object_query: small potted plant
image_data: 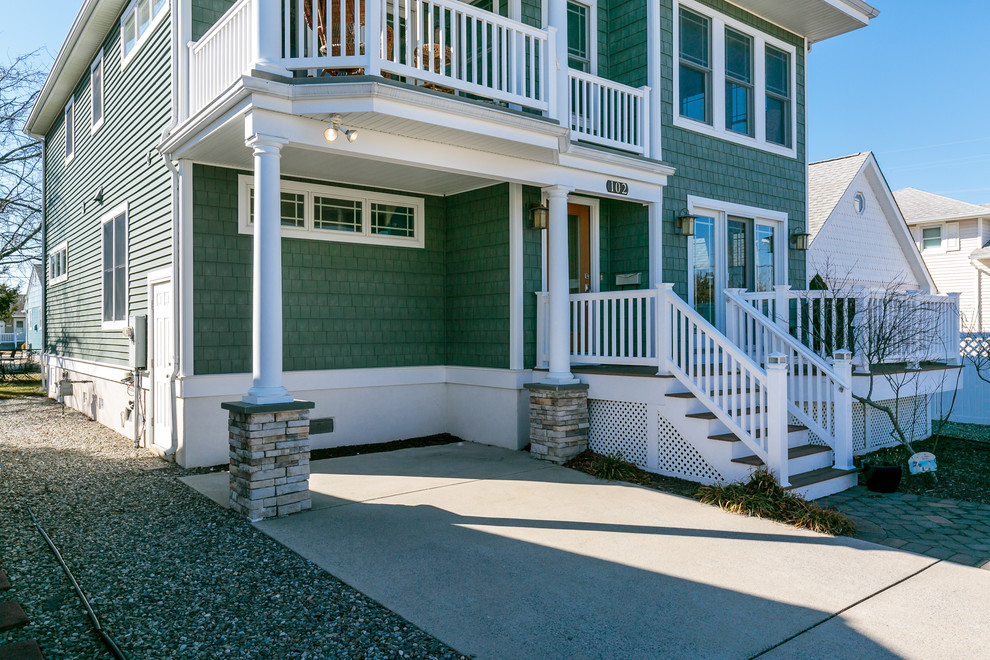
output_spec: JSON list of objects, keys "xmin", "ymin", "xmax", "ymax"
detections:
[{"xmin": 859, "ymin": 447, "xmax": 905, "ymax": 493}]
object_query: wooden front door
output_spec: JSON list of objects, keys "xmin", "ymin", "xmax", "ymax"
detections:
[{"xmin": 568, "ymin": 203, "xmax": 592, "ymax": 293}]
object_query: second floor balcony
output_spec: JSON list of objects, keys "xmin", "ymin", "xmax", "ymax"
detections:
[{"xmin": 186, "ymin": 0, "xmax": 654, "ymax": 157}]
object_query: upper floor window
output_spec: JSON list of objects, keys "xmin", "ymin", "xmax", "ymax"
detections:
[
  {"xmin": 765, "ymin": 45, "xmax": 791, "ymax": 147},
  {"xmin": 91, "ymin": 51, "xmax": 105, "ymax": 132},
  {"xmin": 101, "ymin": 205, "xmax": 128, "ymax": 327},
  {"xmin": 63, "ymin": 98, "xmax": 75, "ymax": 163},
  {"xmin": 678, "ymin": 8, "xmax": 710, "ymax": 123},
  {"xmin": 921, "ymin": 226, "xmax": 941, "ymax": 250},
  {"xmin": 49, "ymin": 242, "xmax": 68, "ymax": 285},
  {"xmin": 567, "ymin": 1, "xmax": 592, "ymax": 73},
  {"xmin": 724, "ymin": 27, "xmax": 753, "ymax": 136},
  {"xmin": 121, "ymin": 0, "xmax": 168, "ymax": 66},
  {"xmin": 239, "ymin": 176, "xmax": 425, "ymax": 248},
  {"xmin": 674, "ymin": 0, "xmax": 797, "ymax": 157}
]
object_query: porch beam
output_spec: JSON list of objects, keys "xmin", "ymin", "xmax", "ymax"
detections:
[
  {"xmin": 244, "ymin": 133, "xmax": 293, "ymax": 405},
  {"xmin": 544, "ymin": 185, "xmax": 577, "ymax": 384}
]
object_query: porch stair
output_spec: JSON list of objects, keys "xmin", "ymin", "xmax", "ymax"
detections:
[{"xmin": 662, "ymin": 384, "xmax": 858, "ymax": 500}]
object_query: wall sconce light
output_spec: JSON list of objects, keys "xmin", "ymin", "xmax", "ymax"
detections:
[
  {"xmin": 324, "ymin": 114, "xmax": 357, "ymax": 144},
  {"xmin": 790, "ymin": 232, "xmax": 811, "ymax": 251},
  {"xmin": 675, "ymin": 209, "xmax": 697, "ymax": 236},
  {"xmin": 530, "ymin": 204, "xmax": 549, "ymax": 230}
]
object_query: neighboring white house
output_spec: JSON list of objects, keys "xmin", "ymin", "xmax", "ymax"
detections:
[
  {"xmin": 808, "ymin": 152, "xmax": 933, "ymax": 291},
  {"xmin": 25, "ymin": 264, "xmax": 44, "ymax": 350},
  {"xmin": 893, "ymin": 187, "xmax": 990, "ymax": 331},
  {"xmin": 0, "ymin": 295, "xmax": 27, "ymax": 348}
]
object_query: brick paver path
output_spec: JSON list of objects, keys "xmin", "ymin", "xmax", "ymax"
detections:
[{"xmin": 821, "ymin": 486, "xmax": 990, "ymax": 570}]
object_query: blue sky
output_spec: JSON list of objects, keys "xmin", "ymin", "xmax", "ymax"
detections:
[{"xmin": 3, "ymin": 0, "xmax": 990, "ymax": 203}]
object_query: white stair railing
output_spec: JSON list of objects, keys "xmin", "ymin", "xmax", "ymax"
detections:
[{"xmin": 726, "ymin": 289, "xmax": 854, "ymax": 470}]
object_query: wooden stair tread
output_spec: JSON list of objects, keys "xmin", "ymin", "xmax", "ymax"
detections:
[
  {"xmin": 686, "ymin": 407, "xmax": 763, "ymax": 420},
  {"xmin": 785, "ymin": 466, "xmax": 859, "ymax": 490},
  {"xmin": 708, "ymin": 424, "xmax": 807, "ymax": 442},
  {"xmin": 665, "ymin": 388, "xmax": 754, "ymax": 400},
  {"xmin": 731, "ymin": 444, "xmax": 831, "ymax": 466}
]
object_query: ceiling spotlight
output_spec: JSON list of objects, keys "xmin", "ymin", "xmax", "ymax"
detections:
[{"xmin": 324, "ymin": 114, "xmax": 357, "ymax": 145}]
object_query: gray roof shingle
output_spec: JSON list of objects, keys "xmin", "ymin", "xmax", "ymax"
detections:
[
  {"xmin": 892, "ymin": 187, "xmax": 990, "ymax": 223},
  {"xmin": 807, "ymin": 152, "xmax": 871, "ymax": 238}
]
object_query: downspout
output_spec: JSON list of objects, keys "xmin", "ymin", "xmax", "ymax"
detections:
[{"xmin": 40, "ymin": 142, "xmax": 48, "ymax": 393}]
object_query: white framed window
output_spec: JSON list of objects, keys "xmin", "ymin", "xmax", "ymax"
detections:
[
  {"xmin": 101, "ymin": 204, "xmax": 129, "ymax": 328},
  {"xmin": 567, "ymin": 0, "xmax": 595, "ymax": 74},
  {"xmin": 120, "ymin": 0, "xmax": 169, "ymax": 68},
  {"xmin": 90, "ymin": 50, "xmax": 105, "ymax": 133},
  {"xmin": 853, "ymin": 192, "xmax": 866, "ymax": 215},
  {"xmin": 673, "ymin": 0, "xmax": 798, "ymax": 158},
  {"xmin": 921, "ymin": 226, "xmax": 942, "ymax": 251},
  {"xmin": 237, "ymin": 176, "xmax": 425, "ymax": 248},
  {"xmin": 63, "ymin": 98, "xmax": 75, "ymax": 164},
  {"xmin": 48, "ymin": 242, "xmax": 68, "ymax": 285}
]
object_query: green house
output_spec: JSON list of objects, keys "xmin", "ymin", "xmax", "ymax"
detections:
[{"xmin": 34, "ymin": 0, "xmax": 953, "ymax": 504}]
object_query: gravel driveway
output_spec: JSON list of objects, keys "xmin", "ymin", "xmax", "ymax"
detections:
[{"xmin": 0, "ymin": 396, "xmax": 465, "ymax": 659}]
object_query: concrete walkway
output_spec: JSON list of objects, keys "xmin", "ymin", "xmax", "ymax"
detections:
[
  {"xmin": 182, "ymin": 443, "xmax": 990, "ymax": 659},
  {"xmin": 821, "ymin": 486, "xmax": 990, "ymax": 570}
]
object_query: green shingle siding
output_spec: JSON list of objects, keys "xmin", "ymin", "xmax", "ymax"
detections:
[
  {"xmin": 600, "ymin": 199, "xmax": 649, "ymax": 292},
  {"xmin": 191, "ymin": 0, "xmax": 239, "ymax": 41},
  {"xmin": 44, "ymin": 9, "xmax": 173, "ymax": 367},
  {"xmin": 445, "ymin": 184, "xmax": 511, "ymax": 369},
  {"xmin": 522, "ymin": 186, "xmax": 543, "ymax": 369}
]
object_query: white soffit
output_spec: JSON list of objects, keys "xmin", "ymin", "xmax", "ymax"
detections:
[{"xmin": 729, "ymin": 0, "xmax": 877, "ymax": 43}]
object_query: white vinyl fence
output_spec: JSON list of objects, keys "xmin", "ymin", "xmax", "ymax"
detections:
[{"xmin": 940, "ymin": 333, "xmax": 990, "ymax": 425}]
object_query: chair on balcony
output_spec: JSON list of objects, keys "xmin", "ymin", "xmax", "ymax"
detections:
[{"xmin": 303, "ymin": 0, "xmax": 393, "ymax": 76}]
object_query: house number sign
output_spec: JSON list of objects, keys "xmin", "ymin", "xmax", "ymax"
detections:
[{"xmin": 606, "ymin": 180, "xmax": 629, "ymax": 195}]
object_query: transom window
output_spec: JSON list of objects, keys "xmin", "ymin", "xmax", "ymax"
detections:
[
  {"xmin": 675, "ymin": 0, "xmax": 797, "ymax": 156},
  {"xmin": 239, "ymin": 176, "xmax": 425, "ymax": 248},
  {"xmin": 49, "ymin": 242, "xmax": 68, "ymax": 285},
  {"xmin": 121, "ymin": 0, "xmax": 168, "ymax": 66},
  {"xmin": 101, "ymin": 205, "xmax": 128, "ymax": 327}
]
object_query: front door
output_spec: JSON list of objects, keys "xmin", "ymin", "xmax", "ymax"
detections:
[
  {"xmin": 151, "ymin": 280, "xmax": 173, "ymax": 451},
  {"xmin": 568, "ymin": 203, "xmax": 592, "ymax": 293}
]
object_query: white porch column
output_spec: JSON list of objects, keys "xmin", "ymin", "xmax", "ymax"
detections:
[
  {"xmin": 547, "ymin": 0, "xmax": 569, "ymax": 123},
  {"xmin": 244, "ymin": 134, "xmax": 292, "ymax": 405},
  {"xmin": 545, "ymin": 185, "xmax": 577, "ymax": 384},
  {"xmin": 253, "ymin": 0, "xmax": 289, "ymax": 76}
]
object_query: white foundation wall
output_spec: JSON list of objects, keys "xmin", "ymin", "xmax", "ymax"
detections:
[
  {"xmin": 43, "ymin": 357, "xmax": 146, "ymax": 445},
  {"xmin": 173, "ymin": 366, "xmax": 535, "ymax": 468}
]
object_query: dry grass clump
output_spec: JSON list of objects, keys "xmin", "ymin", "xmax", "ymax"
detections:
[{"xmin": 696, "ymin": 469, "xmax": 856, "ymax": 536}]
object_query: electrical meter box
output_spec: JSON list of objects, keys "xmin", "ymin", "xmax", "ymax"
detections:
[{"xmin": 128, "ymin": 315, "xmax": 147, "ymax": 369}]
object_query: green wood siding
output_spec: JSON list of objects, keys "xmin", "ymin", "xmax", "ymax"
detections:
[
  {"xmin": 44, "ymin": 10, "xmax": 173, "ymax": 366},
  {"xmin": 445, "ymin": 184, "xmax": 511, "ymax": 369},
  {"xmin": 192, "ymin": 165, "xmax": 448, "ymax": 374},
  {"xmin": 191, "ymin": 0, "xmax": 239, "ymax": 41}
]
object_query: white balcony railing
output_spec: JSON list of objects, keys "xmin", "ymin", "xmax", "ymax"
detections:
[
  {"xmin": 186, "ymin": 0, "xmax": 651, "ymax": 155},
  {"xmin": 739, "ymin": 287, "xmax": 961, "ymax": 365}
]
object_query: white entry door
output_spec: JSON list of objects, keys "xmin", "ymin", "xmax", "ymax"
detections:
[{"xmin": 151, "ymin": 280, "xmax": 173, "ymax": 450}]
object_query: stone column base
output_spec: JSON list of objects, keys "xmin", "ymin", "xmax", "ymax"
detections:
[
  {"xmin": 524, "ymin": 382, "xmax": 589, "ymax": 464},
  {"xmin": 221, "ymin": 399, "xmax": 316, "ymax": 521}
]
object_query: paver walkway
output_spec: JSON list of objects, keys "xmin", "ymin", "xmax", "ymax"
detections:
[{"xmin": 821, "ymin": 486, "xmax": 990, "ymax": 570}]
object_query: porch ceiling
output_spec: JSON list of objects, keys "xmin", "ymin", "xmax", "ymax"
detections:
[
  {"xmin": 732, "ymin": 0, "xmax": 877, "ymax": 43},
  {"xmin": 177, "ymin": 118, "xmax": 497, "ymax": 196}
]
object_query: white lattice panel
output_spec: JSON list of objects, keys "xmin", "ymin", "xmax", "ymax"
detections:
[
  {"xmin": 852, "ymin": 402, "xmax": 866, "ymax": 452},
  {"xmin": 864, "ymin": 395, "xmax": 929, "ymax": 451},
  {"xmin": 657, "ymin": 413, "xmax": 723, "ymax": 483},
  {"xmin": 588, "ymin": 399, "xmax": 648, "ymax": 468}
]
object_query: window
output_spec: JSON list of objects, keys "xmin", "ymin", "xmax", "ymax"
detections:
[
  {"xmin": 922, "ymin": 226, "xmax": 942, "ymax": 251},
  {"xmin": 724, "ymin": 27, "xmax": 753, "ymax": 136},
  {"xmin": 853, "ymin": 192, "xmax": 866, "ymax": 215},
  {"xmin": 101, "ymin": 206, "xmax": 128, "ymax": 326},
  {"xmin": 765, "ymin": 45, "xmax": 791, "ymax": 147},
  {"xmin": 48, "ymin": 242, "xmax": 68, "ymax": 285},
  {"xmin": 675, "ymin": 0, "xmax": 797, "ymax": 156},
  {"xmin": 91, "ymin": 51, "xmax": 105, "ymax": 132},
  {"xmin": 64, "ymin": 98, "xmax": 74, "ymax": 163},
  {"xmin": 121, "ymin": 0, "xmax": 169, "ymax": 66},
  {"xmin": 239, "ymin": 176, "xmax": 425, "ymax": 248},
  {"xmin": 679, "ymin": 8, "xmax": 711, "ymax": 124},
  {"xmin": 567, "ymin": 1, "xmax": 591, "ymax": 72}
]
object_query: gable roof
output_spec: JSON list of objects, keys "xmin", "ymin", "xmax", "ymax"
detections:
[
  {"xmin": 892, "ymin": 188, "xmax": 990, "ymax": 224},
  {"xmin": 807, "ymin": 152, "xmax": 871, "ymax": 238}
]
